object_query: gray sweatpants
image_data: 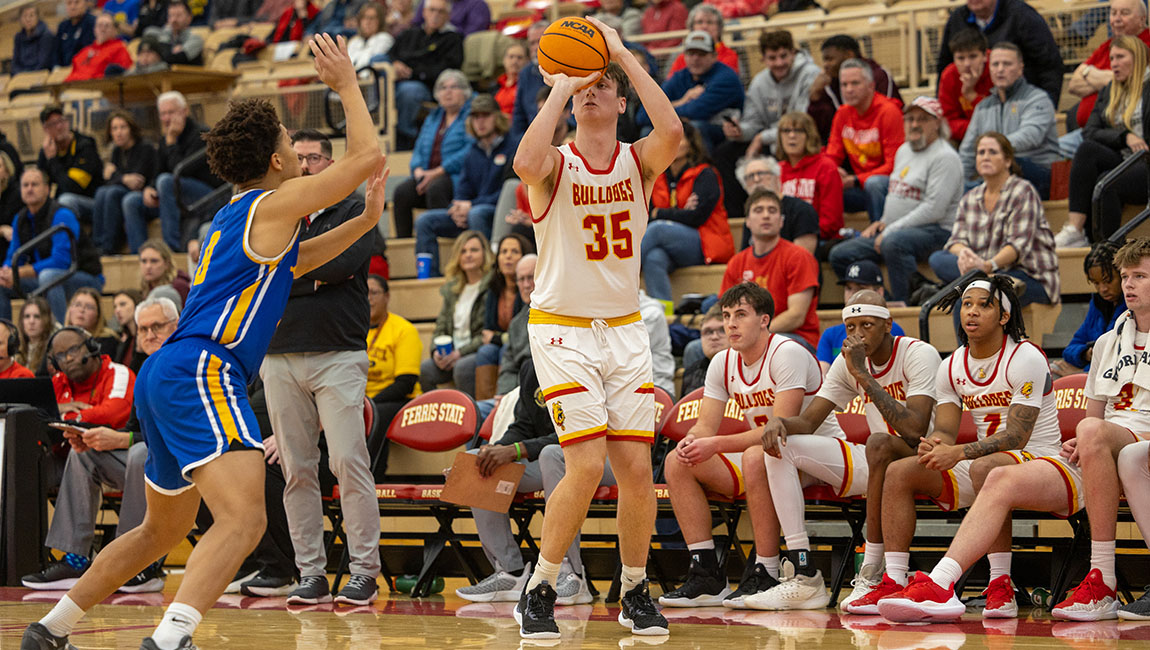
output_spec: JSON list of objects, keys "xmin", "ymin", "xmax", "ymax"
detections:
[
  {"xmin": 469, "ymin": 444, "xmax": 616, "ymax": 576},
  {"xmin": 45, "ymin": 442, "xmax": 148, "ymax": 556},
  {"xmin": 261, "ymin": 350, "xmax": 381, "ymax": 578}
]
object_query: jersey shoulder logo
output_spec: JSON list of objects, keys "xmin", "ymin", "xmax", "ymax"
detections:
[{"xmin": 1020, "ymin": 381, "xmax": 1033, "ymax": 398}]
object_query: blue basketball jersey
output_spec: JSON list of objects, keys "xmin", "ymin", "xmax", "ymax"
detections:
[{"xmin": 167, "ymin": 189, "xmax": 300, "ymax": 381}]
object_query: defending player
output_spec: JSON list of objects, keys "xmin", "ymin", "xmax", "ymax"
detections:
[
  {"xmin": 659, "ymin": 281, "xmax": 849, "ymax": 611},
  {"xmin": 1053, "ymin": 237, "xmax": 1150, "ymax": 621},
  {"xmin": 759, "ymin": 290, "xmax": 940, "ymax": 613},
  {"xmin": 22, "ymin": 35, "xmax": 384, "ymax": 650},
  {"xmin": 510, "ymin": 16, "xmax": 682, "ymax": 640},
  {"xmin": 874, "ymin": 274, "xmax": 1062, "ymax": 622}
]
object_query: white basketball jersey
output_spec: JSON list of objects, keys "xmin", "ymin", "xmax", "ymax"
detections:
[
  {"xmin": 705, "ymin": 334, "xmax": 844, "ymax": 439},
  {"xmin": 529, "ymin": 142, "xmax": 648, "ymax": 319},
  {"xmin": 1084, "ymin": 327, "xmax": 1150, "ymax": 433},
  {"xmin": 819, "ymin": 336, "xmax": 942, "ymax": 437},
  {"xmin": 935, "ymin": 336, "xmax": 1061, "ymax": 455}
]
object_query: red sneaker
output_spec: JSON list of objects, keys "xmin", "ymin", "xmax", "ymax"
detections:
[
  {"xmin": 1052, "ymin": 568, "xmax": 1118, "ymax": 621},
  {"xmin": 981, "ymin": 575, "xmax": 1018, "ymax": 618},
  {"xmin": 877, "ymin": 572, "xmax": 965, "ymax": 623},
  {"xmin": 844, "ymin": 573, "xmax": 905, "ymax": 615}
]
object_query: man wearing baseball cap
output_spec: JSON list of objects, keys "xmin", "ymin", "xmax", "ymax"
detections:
[
  {"xmin": 637, "ymin": 30, "xmax": 744, "ymax": 151},
  {"xmin": 815, "ymin": 260, "xmax": 905, "ymax": 374},
  {"xmin": 829, "ymin": 96, "xmax": 963, "ymax": 307}
]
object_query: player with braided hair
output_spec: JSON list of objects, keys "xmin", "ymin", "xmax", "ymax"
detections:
[
  {"xmin": 1052, "ymin": 240, "xmax": 1125, "ymax": 377},
  {"xmin": 868, "ymin": 273, "xmax": 1061, "ymax": 621}
]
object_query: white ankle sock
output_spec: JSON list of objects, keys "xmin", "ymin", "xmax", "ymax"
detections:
[
  {"xmin": 151, "ymin": 602, "xmax": 202, "ymax": 650},
  {"xmin": 987, "ymin": 552, "xmax": 1012, "ymax": 581},
  {"xmin": 687, "ymin": 540, "xmax": 715, "ymax": 552},
  {"xmin": 756, "ymin": 554, "xmax": 780, "ymax": 579},
  {"xmin": 783, "ymin": 532, "xmax": 810, "ymax": 553},
  {"xmin": 885, "ymin": 551, "xmax": 910, "ymax": 585},
  {"xmin": 928, "ymin": 557, "xmax": 963, "ymax": 590},
  {"xmin": 526, "ymin": 556, "xmax": 562, "ymax": 592},
  {"xmin": 39, "ymin": 595, "xmax": 85, "ymax": 638},
  {"xmin": 620, "ymin": 565, "xmax": 647, "ymax": 594},
  {"xmin": 1091, "ymin": 540, "xmax": 1117, "ymax": 589},
  {"xmin": 863, "ymin": 542, "xmax": 884, "ymax": 569}
]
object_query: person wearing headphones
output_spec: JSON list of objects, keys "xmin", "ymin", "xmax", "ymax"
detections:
[
  {"xmin": 48, "ymin": 326, "xmax": 135, "ymax": 428},
  {"xmin": 0, "ymin": 318, "xmax": 34, "ymax": 378}
]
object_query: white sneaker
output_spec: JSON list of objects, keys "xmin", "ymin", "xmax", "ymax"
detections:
[
  {"xmin": 744, "ymin": 570, "xmax": 831, "ymax": 611},
  {"xmin": 224, "ymin": 570, "xmax": 258, "ymax": 595},
  {"xmin": 1054, "ymin": 225, "xmax": 1089, "ymax": 248},
  {"xmin": 457, "ymin": 562, "xmax": 531, "ymax": 603},
  {"xmin": 839, "ymin": 562, "xmax": 883, "ymax": 612},
  {"xmin": 554, "ymin": 572, "xmax": 593, "ymax": 605}
]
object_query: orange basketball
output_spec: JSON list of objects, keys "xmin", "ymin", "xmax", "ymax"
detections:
[{"xmin": 538, "ymin": 17, "xmax": 609, "ymax": 80}]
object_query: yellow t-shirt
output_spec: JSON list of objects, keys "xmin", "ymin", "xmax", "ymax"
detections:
[{"xmin": 365, "ymin": 313, "xmax": 423, "ymax": 400}]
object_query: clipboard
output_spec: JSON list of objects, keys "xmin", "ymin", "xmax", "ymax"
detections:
[{"xmin": 440, "ymin": 452, "xmax": 526, "ymax": 514}]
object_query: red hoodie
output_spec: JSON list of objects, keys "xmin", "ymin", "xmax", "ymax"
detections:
[
  {"xmin": 779, "ymin": 153, "xmax": 844, "ymax": 240},
  {"xmin": 52, "ymin": 355, "xmax": 135, "ymax": 429},
  {"xmin": 938, "ymin": 58, "xmax": 992, "ymax": 142},
  {"xmin": 825, "ymin": 93, "xmax": 904, "ymax": 184}
]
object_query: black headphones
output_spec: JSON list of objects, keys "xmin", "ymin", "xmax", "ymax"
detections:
[
  {"xmin": 0, "ymin": 318, "xmax": 19, "ymax": 358},
  {"xmin": 45, "ymin": 326, "xmax": 101, "ymax": 372}
]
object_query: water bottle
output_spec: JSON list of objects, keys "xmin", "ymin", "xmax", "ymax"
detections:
[
  {"xmin": 1031, "ymin": 587, "xmax": 1052, "ymax": 607},
  {"xmin": 839, "ymin": 228, "xmax": 860, "ymax": 239}
]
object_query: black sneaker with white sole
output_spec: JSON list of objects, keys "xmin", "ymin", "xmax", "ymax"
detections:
[
  {"xmin": 240, "ymin": 571, "xmax": 298, "ymax": 598},
  {"xmin": 334, "ymin": 574, "xmax": 379, "ymax": 605},
  {"xmin": 287, "ymin": 575, "xmax": 332, "ymax": 604},
  {"xmin": 657, "ymin": 558, "xmax": 730, "ymax": 607},
  {"xmin": 139, "ymin": 635, "xmax": 196, "ymax": 649},
  {"xmin": 723, "ymin": 562, "xmax": 780, "ymax": 608},
  {"xmin": 514, "ymin": 581, "xmax": 560, "ymax": 639},
  {"xmin": 619, "ymin": 581, "xmax": 669, "ymax": 636},
  {"xmin": 1119, "ymin": 588, "xmax": 1150, "ymax": 620},
  {"xmin": 22, "ymin": 562, "xmax": 86, "ymax": 591},
  {"xmin": 119, "ymin": 562, "xmax": 166, "ymax": 594},
  {"xmin": 20, "ymin": 623, "xmax": 77, "ymax": 650}
]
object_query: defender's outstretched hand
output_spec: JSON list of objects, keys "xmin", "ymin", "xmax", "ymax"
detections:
[
  {"xmin": 362, "ymin": 161, "xmax": 391, "ymax": 226},
  {"xmin": 310, "ymin": 33, "xmax": 357, "ymax": 92}
]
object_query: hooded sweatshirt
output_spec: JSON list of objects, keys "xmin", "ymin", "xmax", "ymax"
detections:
[{"xmin": 741, "ymin": 50, "xmax": 822, "ymax": 149}]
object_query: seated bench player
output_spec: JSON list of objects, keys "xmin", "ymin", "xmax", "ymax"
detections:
[
  {"xmin": 659, "ymin": 281, "xmax": 846, "ymax": 610},
  {"xmin": 762, "ymin": 289, "xmax": 940, "ymax": 612}
]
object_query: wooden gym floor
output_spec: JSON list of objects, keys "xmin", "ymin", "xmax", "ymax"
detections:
[{"xmin": 3, "ymin": 573, "xmax": 1150, "ymax": 649}]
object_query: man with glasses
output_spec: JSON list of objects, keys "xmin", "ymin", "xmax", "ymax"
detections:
[
  {"xmin": 259, "ymin": 128, "xmax": 382, "ymax": 606},
  {"xmin": 390, "ymin": 0, "xmax": 464, "ymax": 149},
  {"xmin": 23, "ymin": 298, "xmax": 171, "ymax": 593},
  {"xmin": 828, "ymin": 97, "xmax": 963, "ymax": 307},
  {"xmin": 37, "ymin": 105, "xmax": 103, "ymax": 223}
]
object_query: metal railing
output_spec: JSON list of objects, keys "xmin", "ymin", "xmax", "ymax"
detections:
[
  {"xmin": 10, "ymin": 224, "xmax": 77, "ymax": 299},
  {"xmin": 1096, "ymin": 150, "xmax": 1150, "ymax": 243}
]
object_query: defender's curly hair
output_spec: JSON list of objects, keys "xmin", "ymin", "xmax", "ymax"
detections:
[
  {"xmin": 203, "ymin": 99, "xmax": 283, "ymax": 185},
  {"xmin": 935, "ymin": 272, "xmax": 1027, "ymax": 346}
]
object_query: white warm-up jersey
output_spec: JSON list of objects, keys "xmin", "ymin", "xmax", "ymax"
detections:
[
  {"xmin": 529, "ymin": 142, "xmax": 648, "ymax": 319},
  {"xmin": 704, "ymin": 334, "xmax": 844, "ymax": 438},
  {"xmin": 1084, "ymin": 327, "xmax": 1150, "ymax": 433},
  {"xmin": 819, "ymin": 336, "xmax": 942, "ymax": 437},
  {"xmin": 935, "ymin": 336, "xmax": 1061, "ymax": 456}
]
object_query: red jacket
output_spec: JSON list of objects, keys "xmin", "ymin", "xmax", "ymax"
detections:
[
  {"xmin": 826, "ymin": 93, "xmax": 904, "ymax": 184},
  {"xmin": 938, "ymin": 58, "xmax": 992, "ymax": 142},
  {"xmin": 495, "ymin": 72, "xmax": 516, "ymax": 116},
  {"xmin": 66, "ymin": 38, "xmax": 133, "ymax": 82},
  {"xmin": 0, "ymin": 362, "xmax": 34, "ymax": 378},
  {"xmin": 1076, "ymin": 29, "xmax": 1150, "ymax": 127},
  {"xmin": 273, "ymin": 2, "xmax": 319, "ymax": 43},
  {"xmin": 52, "ymin": 355, "xmax": 135, "ymax": 428},
  {"xmin": 641, "ymin": 0, "xmax": 688, "ymax": 50},
  {"xmin": 651, "ymin": 163, "xmax": 734, "ymax": 264},
  {"xmin": 779, "ymin": 153, "xmax": 844, "ymax": 240}
]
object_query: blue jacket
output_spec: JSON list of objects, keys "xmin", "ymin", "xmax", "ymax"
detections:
[
  {"xmin": 13, "ymin": 22, "xmax": 55, "ymax": 73},
  {"xmin": 54, "ymin": 13, "xmax": 96, "ymax": 69},
  {"xmin": 456, "ymin": 134, "xmax": 519, "ymax": 206},
  {"xmin": 1063, "ymin": 294, "xmax": 1125, "ymax": 370},
  {"xmin": 5, "ymin": 203, "xmax": 82, "ymax": 274},
  {"xmin": 411, "ymin": 98, "xmax": 474, "ymax": 189},
  {"xmin": 511, "ymin": 64, "xmax": 545, "ymax": 138},
  {"xmin": 638, "ymin": 62, "xmax": 744, "ymax": 127}
]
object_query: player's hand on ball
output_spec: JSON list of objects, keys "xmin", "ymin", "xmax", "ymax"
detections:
[
  {"xmin": 540, "ymin": 66, "xmax": 601, "ymax": 96},
  {"xmin": 583, "ymin": 15, "xmax": 627, "ymax": 60},
  {"xmin": 310, "ymin": 33, "xmax": 356, "ymax": 92}
]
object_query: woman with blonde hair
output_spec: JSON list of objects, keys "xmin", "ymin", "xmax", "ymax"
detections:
[
  {"xmin": 1060, "ymin": 35, "xmax": 1150, "ymax": 244},
  {"xmin": 138, "ymin": 238, "xmax": 191, "ymax": 307},
  {"xmin": 777, "ymin": 111, "xmax": 844, "ymax": 241},
  {"xmin": 16, "ymin": 296, "xmax": 58, "ymax": 376},
  {"xmin": 420, "ymin": 230, "xmax": 492, "ymax": 397},
  {"xmin": 64, "ymin": 287, "xmax": 120, "ymax": 358}
]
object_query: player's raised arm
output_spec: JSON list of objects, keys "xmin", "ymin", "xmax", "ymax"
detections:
[
  {"xmin": 294, "ymin": 162, "xmax": 388, "ymax": 277},
  {"xmin": 259, "ymin": 34, "xmax": 383, "ymax": 221},
  {"xmin": 512, "ymin": 69, "xmax": 595, "ymax": 188},
  {"xmin": 584, "ymin": 16, "xmax": 681, "ymax": 180}
]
